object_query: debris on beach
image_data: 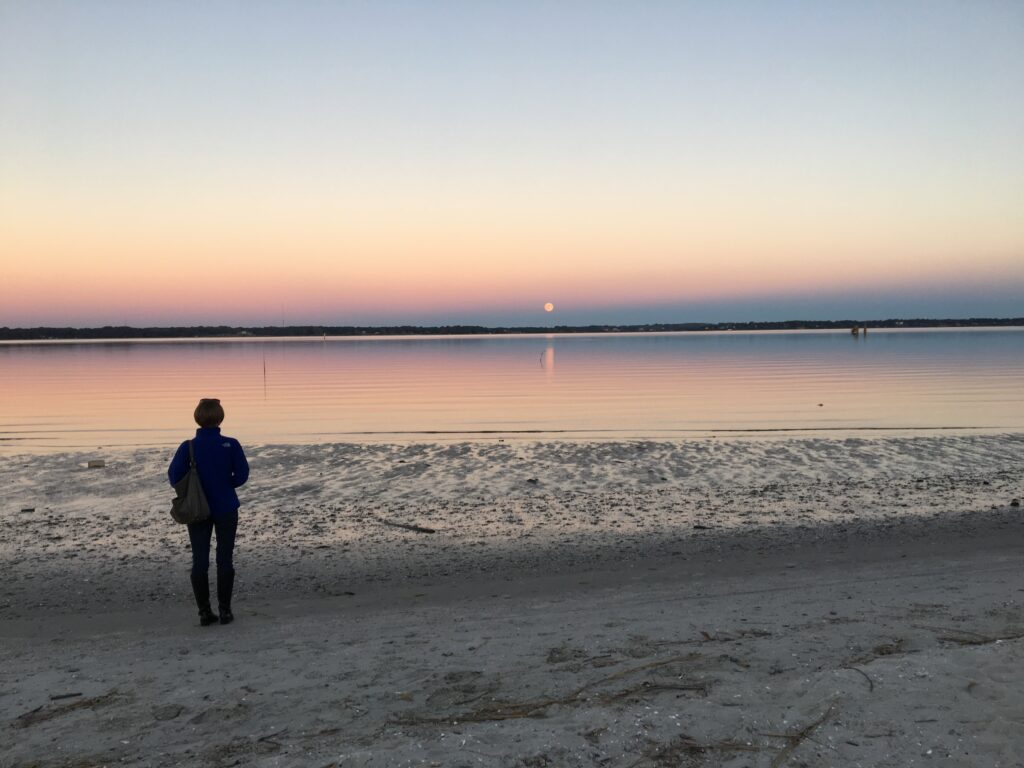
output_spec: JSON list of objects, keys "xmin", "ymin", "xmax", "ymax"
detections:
[
  {"xmin": 14, "ymin": 689, "xmax": 127, "ymax": 729},
  {"xmin": 372, "ymin": 516, "xmax": 437, "ymax": 534},
  {"xmin": 4, "ymin": 434, "xmax": 1024, "ymax": 767},
  {"xmin": 86, "ymin": 459, "xmax": 105, "ymax": 469}
]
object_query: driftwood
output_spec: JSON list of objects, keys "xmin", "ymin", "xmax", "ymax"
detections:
[
  {"xmin": 390, "ymin": 653, "xmax": 704, "ymax": 725},
  {"xmin": 598, "ymin": 681, "xmax": 709, "ymax": 703},
  {"xmin": 700, "ymin": 628, "xmax": 773, "ymax": 643},
  {"xmin": 847, "ymin": 638, "xmax": 905, "ymax": 665},
  {"xmin": 371, "ymin": 516, "xmax": 436, "ymax": 534},
  {"xmin": 841, "ymin": 665, "xmax": 875, "ymax": 692},
  {"xmin": 256, "ymin": 728, "xmax": 289, "ymax": 748},
  {"xmin": 631, "ymin": 709, "xmax": 836, "ymax": 768},
  {"xmin": 913, "ymin": 624, "xmax": 1024, "ymax": 646},
  {"xmin": 14, "ymin": 690, "xmax": 125, "ymax": 728},
  {"xmin": 629, "ymin": 735, "xmax": 767, "ymax": 767},
  {"xmin": 764, "ymin": 704, "xmax": 836, "ymax": 768}
]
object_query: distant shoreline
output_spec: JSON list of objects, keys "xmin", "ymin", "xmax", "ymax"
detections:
[{"xmin": 1, "ymin": 317, "xmax": 1022, "ymax": 341}]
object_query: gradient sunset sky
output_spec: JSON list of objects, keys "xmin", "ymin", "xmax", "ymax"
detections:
[{"xmin": 1, "ymin": 1, "xmax": 1022, "ymax": 327}]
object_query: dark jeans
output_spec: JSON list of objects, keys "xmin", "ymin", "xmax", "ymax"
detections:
[{"xmin": 188, "ymin": 510, "xmax": 238, "ymax": 578}]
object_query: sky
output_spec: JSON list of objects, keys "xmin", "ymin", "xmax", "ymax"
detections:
[{"xmin": 1, "ymin": 0, "xmax": 1022, "ymax": 327}]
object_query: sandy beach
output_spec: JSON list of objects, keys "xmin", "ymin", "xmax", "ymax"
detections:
[
  {"xmin": 6, "ymin": 0, "xmax": 1024, "ymax": 764},
  {"xmin": 2, "ymin": 435, "xmax": 1023, "ymax": 766}
]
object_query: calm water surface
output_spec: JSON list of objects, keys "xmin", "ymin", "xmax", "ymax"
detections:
[{"xmin": 2, "ymin": 329, "xmax": 1022, "ymax": 451}]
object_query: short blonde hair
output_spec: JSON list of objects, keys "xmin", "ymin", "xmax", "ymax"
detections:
[{"xmin": 194, "ymin": 398, "xmax": 225, "ymax": 428}]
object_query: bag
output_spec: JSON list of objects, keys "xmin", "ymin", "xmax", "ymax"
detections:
[{"xmin": 170, "ymin": 440, "xmax": 211, "ymax": 524}]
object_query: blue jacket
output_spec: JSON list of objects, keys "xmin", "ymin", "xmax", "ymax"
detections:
[{"xmin": 168, "ymin": 428, "xmax": 249, "ymax": 518}]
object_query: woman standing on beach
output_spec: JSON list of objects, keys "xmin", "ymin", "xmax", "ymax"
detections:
[{"xmin": 168, "ymin": 398, "xmax": 249, "ymax": 626}]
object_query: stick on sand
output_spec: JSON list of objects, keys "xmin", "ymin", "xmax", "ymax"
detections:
[{"xmin": 371, "ymin": 516, "xmax": 437, "ymax": 534}]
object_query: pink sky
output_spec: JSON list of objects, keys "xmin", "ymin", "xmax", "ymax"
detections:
[{"xmin": 2, "ymin": 2, "xmax": 1022, "ymax": 326}]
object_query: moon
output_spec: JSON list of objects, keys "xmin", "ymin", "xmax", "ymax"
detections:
[{"xmin": 544, "ymin": 302, "xmax": 555, "ymax": 312}]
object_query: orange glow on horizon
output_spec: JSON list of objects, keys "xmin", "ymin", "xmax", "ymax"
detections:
[
  {"xmin": 3, "ymin": 177, "xmax": 1023, "ymax": 325},
  {"xmin": 3, "ymin": 2, "xmax": 1023, "ymax": 326}
]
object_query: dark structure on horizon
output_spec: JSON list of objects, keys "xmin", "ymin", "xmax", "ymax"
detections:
[{"xmin": 1, "ymin": 318, "xmax": 1022, "ymax": 341}]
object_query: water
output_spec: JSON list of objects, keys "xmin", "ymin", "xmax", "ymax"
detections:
[{"xmin": 1, "ymin": 328, "xmax": 1022, "ymax": 451}]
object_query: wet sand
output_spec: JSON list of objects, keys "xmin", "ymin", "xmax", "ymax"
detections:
[{"xmin": 2, "ymin": 435, "xmax": 1023, "ymax": 766}]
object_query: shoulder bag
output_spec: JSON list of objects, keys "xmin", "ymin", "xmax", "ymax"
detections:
[{"xmin": 170, "ymin": 440, "xmax": 211, "ymax": 524}]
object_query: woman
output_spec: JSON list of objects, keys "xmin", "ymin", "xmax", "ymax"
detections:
[{"xmin": 168, "ymin": 398, "xmax": 249, "ymax": 626}]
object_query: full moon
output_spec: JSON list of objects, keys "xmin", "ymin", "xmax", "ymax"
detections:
[{"xmin": 544, "ymin": 302, "xmax": 555, "ymax": 312}]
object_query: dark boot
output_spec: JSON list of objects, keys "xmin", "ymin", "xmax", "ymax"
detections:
[
  {"xmin": 190, "ymin": 573, "xmax": 218, "ymax": 626},
  {"xmin": 217, "ymin": 569, "xmax": 235, "ymax": 625}
]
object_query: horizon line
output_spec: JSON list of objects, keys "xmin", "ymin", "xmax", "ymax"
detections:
[{"xmin": 2, "ymin": 316, "xmax": 1023, "ymax": 340}]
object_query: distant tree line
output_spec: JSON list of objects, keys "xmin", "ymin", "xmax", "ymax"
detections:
[{"xmin": 1, "ymin": 318, "xmax": 1022, "ymax": 341}]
